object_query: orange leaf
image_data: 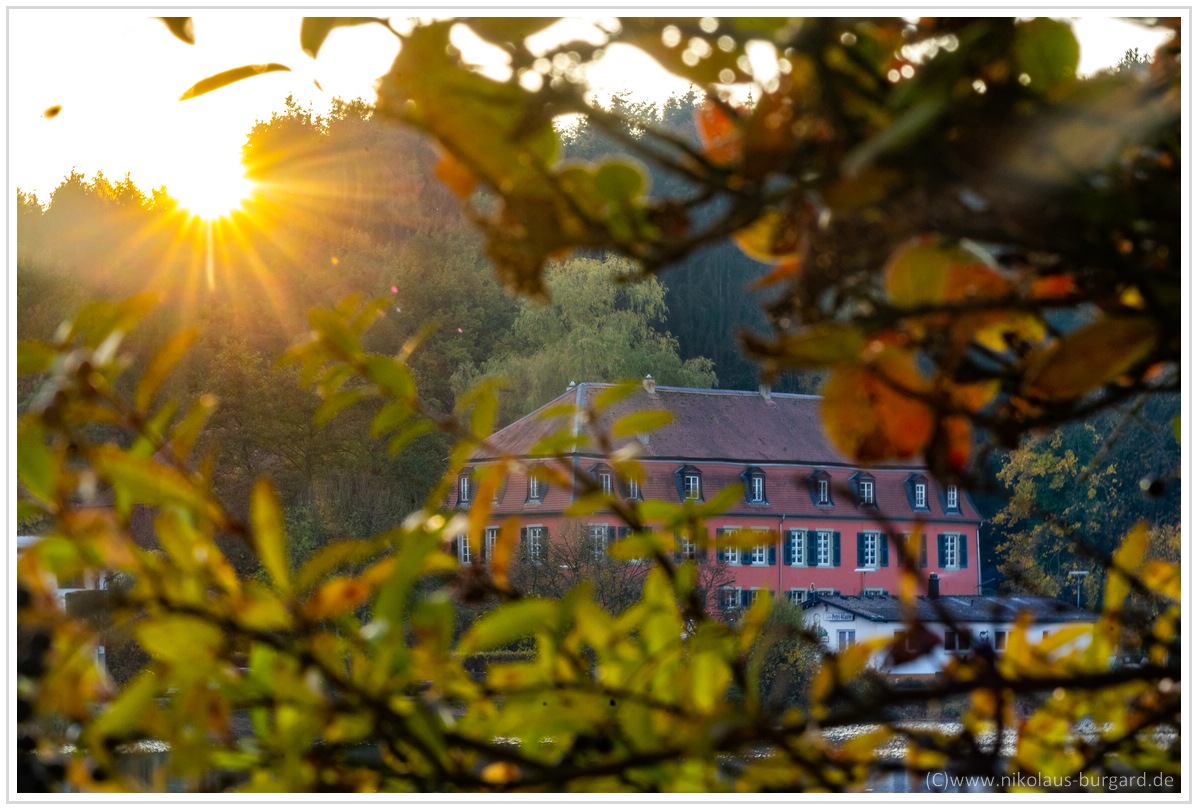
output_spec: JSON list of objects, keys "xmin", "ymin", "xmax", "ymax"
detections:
[
  {"xmin": 1029, "ymin": 274, "xmax": 1077, "ymax": 300},
  {"xmin": 434, "ymin": 151, "xmax": 477, "ymax": 198},
  {"xmin": 304, "ymin": 576, "xmax": 373, "ymax": 620},
  {"xmin": 821, "ymin": 352, "xmax": 933, "ymax": 462},
  {"xmin": 1023, "ymin": 316, "xmax": 1158, "ymax": 401},
  {"xmin": 749, "ymin": 258, "xmax": 802, "ymax": 290},
  {"xmin": 695, "ymin": 100, "xmax": 742, "ymax": 167}
]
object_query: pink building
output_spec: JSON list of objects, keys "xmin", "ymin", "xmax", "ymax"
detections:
[{"xmin": 450, "ymin": 379, "xmax": 983, "ymax": 606}]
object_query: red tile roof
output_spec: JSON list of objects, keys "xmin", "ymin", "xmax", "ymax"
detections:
[{"xmin": 466, "ymin": 382, "xmax": 980, "ymax": 523}]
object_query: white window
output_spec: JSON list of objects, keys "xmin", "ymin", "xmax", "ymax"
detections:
[
  {"xmin": 863, "ymin": 587, "xmax": 887, "ymax": 596},
  {"xmin": 588, "ymin": 524, "xmax": 608, "ymax": 560},
  {"xmin": 723, "ymin": 545, "xmax": 740, "ymax": 565},
  {"xmin": 721, "ymin": 587, "xmax": 741, "ymax": 610},
  {"xmin": 789, "ymin": 529, "xmax": 806, "ymax": 566},
  {"xmin": 914, "ymin": 482, "xmax": 927, "ymax": 508},
  {"xmin": 838, "ymin": 630, "xmax": 856, "ymax": 651},
  {"xmin": 679, "ymin": 535, "xmax": 697, "ymax": 561},
  {"xmin": 944, "ymin": 629, "xmax": 971, "ymax": 652},
  {"xmin": 751, "ymin": 544, "xmax": 768, "ymax": 565},
  {"xmin": 944, "ymin": 533, "xmax": 960, "ymax": 568},
  {"xmin": 627, "ymin": 479, "xmax": 640, "ymax": 500},
  {"xmin": 817, "ymin": 531, "xmax": 833, "ymax": 567},
  {"xmin": 787, "ymin": 588, "xmax": 808, "ymax": 605},
  {"xmin": 528, "ymin": 475, "xmax": 542, "ymax": 500},
  {"xmin": 456, "ymin": 534, "xmax": 471, "ymax": 565},
  {"xmin": 684, "ymin": 473, "xmax": 701, "ymax": 501},
  {"xmin": 817, "ymin": 478, "xmax": 830, "ymax": 504},
  {"xmin": 525, "ymin": 526, "xmax": 544, "ymax": 561},
  {"xmin": 862, "ymin": 531, "xmax": 880, "ymax": 569},
  {"xmin": 860, "ymin": 479, "xmax": 874, "ymax": 505},
  {"xmin": 751, "ymin": 475, "xmax": 764, "ymax": 503},
  {"xmin": 485, "ymin": 527, "xmax": 498, "ymax": 560},
  {"xmin": 459, "ymin": 475, "xmax": 471, "ymax": 504},
  {"xmin": 947, "ymin": 485, "xmax": 959, "ymax": 510},
  {"xmin": 599, "ymin": 472, "xmax": 612, "ymax": 495}
]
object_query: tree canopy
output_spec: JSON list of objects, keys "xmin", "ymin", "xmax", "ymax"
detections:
[{"xmin": 15, "ymin": 15, "xmax": 1181, "ymax": 794}]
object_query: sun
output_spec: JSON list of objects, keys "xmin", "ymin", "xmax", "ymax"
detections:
[{"xmin": 166, "ymin": 155, "xmax": 255, "ymax": 220}]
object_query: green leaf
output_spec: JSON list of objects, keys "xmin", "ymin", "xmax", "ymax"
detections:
[
  {"xmin": 296, "ymin": 537, "xmax": 388, "ymax": 594},
  {"xmin": 179, "ymin": 63, "xmax": 291, "ymax": 101},
  {"xmin": 1015, "ymin": 18, "xmax": 1079, "ymax": 91},
  {"xmin": 361, "ymin": 355, "xmax": 414, "ymax": 400},
  {"xmin": 314, "ymin": 386, "xmax": 372, "ymax": 427},
  {"xmin": 138, "ymin": 615, "xmax": 223, "ymax": 663},
  {"xmin": 157, "ymin": 17, "xmax": 194, "ymax": 45},
  {"xmin": 94, "ymin": 447, "xmax": 219, "ymax": 522},
  {"xmin": 592, "ymin": 380, "xmax": 642, "ymax": 412},
  {"xmin": 135, "ymin": 328, "xmax": 198, "ymax": 412},
  {"xmin": 300, "ymin": 17, "xmax": 378, "ymax": 58},
  {"xmin": 458, "ymin": 598, "xmax": 559, "ymax": 654},
  {"xmin": 251, "ymin": 480, "xmax": 290, "ymax": 592},
  {"xmin": 386, "ymin": 419, "xmax": 436, "ymax": 455},
  {"xmin": 17, "ymin": 419, "xmax": 56, "ymax": 504},
  {"xmin": 842, "ymin": 97, "xmax": 946, "ymax": 177},
  {"xmin": 611, "ymin": 409, "xmax": 673, "ymax": 438},
  {"xmin": 17, "ymin": 340, "xmax": 56, "ymax": 376},
  {"xmin": 1171, "ymin": 415, "xmax": 1181, "ymax": 445},
  {"xmin": 88, "ymin": 670, "xmax": 162, "ymax": 743},
  {"xmin": 170, "ymin": 393, "xmax": 218, "ymax": 460}
]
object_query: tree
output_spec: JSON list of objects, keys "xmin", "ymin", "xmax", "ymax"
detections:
[
  {"xmin": 472, "ymin": 255, "xmax": 717, "ymax": 420},
  {"xmin": 16, "ymin": 15, "xmax": 1181, "ymax": 794}
]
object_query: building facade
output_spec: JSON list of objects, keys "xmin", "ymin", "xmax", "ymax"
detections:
[
  {"xmin": 451, "ymin": 379, "xmax": 984, "ymax": 603},
  {"xmin": 804, "ymin": 589, "xmax": 1096, "ymax": 678}
]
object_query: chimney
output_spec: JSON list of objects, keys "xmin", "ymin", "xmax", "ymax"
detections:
[
  {"xmin": 643, "ymin": 374, "xmax": 655, "ymax": 395},
  {"xmin": 928, "ymin": 572, "xmax": 940, "ymax": 600},
  {"xmin": 567, "ymin": 380, "xmax": 576, "ymax": 391},
  {"xmin": 758, "ymin": 384, "xmax": 772, "ymax": 401}
]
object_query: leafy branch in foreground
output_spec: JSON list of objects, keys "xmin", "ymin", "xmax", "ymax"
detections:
[{"xmin": 16, "ymin": 296, "xmax": 1180, "ymax": 792}]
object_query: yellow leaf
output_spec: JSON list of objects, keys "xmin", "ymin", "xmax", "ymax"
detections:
[
  {"xmin": 821, "ymin": 353, "xmax": 933, "ymax": 462},
  {"xmin": 1023, "ymin": 317, "xmax": 1158, "ymax": 401},
  {"xmin": 251, "ymin": 479, "xmax": 290, "ymax": 593}
]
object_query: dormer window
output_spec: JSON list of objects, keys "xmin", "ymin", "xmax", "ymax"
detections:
[
  {"xmin": 626, "ymin": 478, "xmax": 641, "ymax": 500},
  {"xmin": 589, "ymin": 463, "xmax": 614, "ymax": 496},
  {"xmin": 851, "ymin": 472, "xmax": 876, "ymax": 507},
  {"xmin": 810, "ymin": 471, "xmax": 832, "ymax": 507},
  {"xmin": 457, "ymin": 470, "xmax": 472, "ymax": 506},
  {"xmin": 742, "ymin": 466, "xmax": 766, "ymax": 504},
  {"xmin": 915, "ymin": 482, "xmax": 927, "ymax": 509},
  {"xmin": 946, "ymin": 485, "xmax": 959, "ymax": 511},
  {"xmin": 906, "ymin": 474, "xmax": 931, "ymax": 511},
  {"xmin": 528, "ymin": 474, "xmax": 543, "ymax": 501},
  {"xmin": 676, "ymin": 465, "xmax": 703, "ymax": 502}
]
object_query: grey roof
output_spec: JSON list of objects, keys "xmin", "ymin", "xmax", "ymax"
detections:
[{"xmin": 811, "ymin": 593, "xmax": 1096, "ymax": 624}]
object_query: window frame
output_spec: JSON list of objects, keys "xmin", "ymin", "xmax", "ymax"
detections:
[
  {"xmin": 837, "ymin": 629, "xmax": 856, "ymax": 651},
  {"xmin": 816, "ymin": 530, "xmax": 833, "ymax": 567},
  {"xmin": 720, "ymin": 586, "xmax": 741, "ymax": 610},
  {"xmin": 862, "ymin": 531, "xmax": 880, "ymax": 569},
  {"xmin": 817, "ymin": 478, "xmax": 830, "ymax": 505},
  {"xmin": 484, "ymin": 526, "xmax": 498, "ymax": 561},
  {"xmin": 456, "ymin": 533, "xmax": 471, "ymax": 566},
  {"xmin": 751, "ymin": 474, "xmax": 764, "ymax": 503},
  {"xmin": 751, "ymin": 543, "xmax": 768, "ymax": 565},
  {"xmin": 599, "ymin": 471, "xmax": 612, "ymax": 495},
  {"xmin": 789, "ymin": 529, "xmax": 806, "ymax": 566},
  {"xmin": 679, "ymin": 535, "xmax": 697, "ymax": 561},
  {"xmin": 588, "ymin": 523, "xmax": 609, "ymax": 561},
  {"xmin": 944, "ymin": 628, "xmax": 972, "ymax": 652},
  {"xmin": 859, "ymin": 478, "xmax": 874, "ymax": 506},
  {"xmin": 995, "ymin": 630, "xmax": 1008, "ymax": 651},
  {"xmin": 944, "ymin": 533, "xmax": 960, "ymax": 569},
  {"xmin": 787, "ymin": 588, "xmax": 808, "ymax": 606},
  {"xmin": 626, "ymin": 478, "xmax": 640, "ymax": 500},
  {"xmin": 458, "ymin": 474, "xmax": 471, "ymax": 505},
  {"xmin": 946, "ymin": 485, "xmax": 959, "ymax": 510},
  {"xmin": 683, "ymin": 473, "xmax": 701, "ymax": 501},
  {"xmin": 914, "ymin": 482, "xmax": 927, "ymax": 508},
  {"xmin": 528, "ymin": 475, "xmax": 543, "ymax": 501},
  {"xmin": 525, "ymin": 525, "xmax": 545, "ymax": 562}
]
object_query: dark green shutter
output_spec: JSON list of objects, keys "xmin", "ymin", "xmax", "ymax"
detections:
[
  {"xmin": 856, "ymin": 533, "xmax": 866, "ymax": 567},
  {"xmin": 741, "ymin": 549, "xmax": 753, "ymax": 566},
  {"xmin": 937, "ymin": 534, "xmax": 947, "ymax": 568},
  {"xmin": 740, "ymin": 589, "xmax": 751, "ymax": 608},
  {"xmin": 768, "ymin": 544, "xmax": 777, "ymax": 566},
  {"xmin": 832, "ymin": 532, "xmax": 841, "ymax": 567},
  {"xmin": 451, "ymin": 535, "xmax": 460, "ymax": 560},
  {"xmin": 520, "ymin": 527, "xmax": 528, "ymax": 561},
  {"xmin": 806, "ymin": 532, "xmax": 817, "ymax": 565},
  {"xmin": 881, "ymin": 536, "xmax": 889, "ymax": 567},
  {"xmin": 673, "ymin": 533, "xmax": 682, "ymax": 563},
  {"xmin": 959, "ymin": 535, "xmax": 968, "ymax": 569},
  {"xmin": 919, "ymin": 534, "xmax": 928, "ymax": 568}
]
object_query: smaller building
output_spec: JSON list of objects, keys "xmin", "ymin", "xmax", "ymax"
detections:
[{"xmin": 804, "ymin": 585, "xmax": 1096, "ymax": 678}]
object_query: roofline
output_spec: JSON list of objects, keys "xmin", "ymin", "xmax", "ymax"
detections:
[
  {"xmin": 467, "ymin": 451, "xmax": 925, "ymax": 471},
  {"xmin": 807, "ymin": 594, "xmax": 1098, "ymax": 623}
]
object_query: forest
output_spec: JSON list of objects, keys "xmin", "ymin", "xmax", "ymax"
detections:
[{"xmin": 15, "ymin": 16, "xmax": 1181, "ymax": 793}]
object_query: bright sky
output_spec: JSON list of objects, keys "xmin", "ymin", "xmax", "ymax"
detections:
[{"xmin": 6, "ymin": 11, "xmax": 1177, "ymax": 209}]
